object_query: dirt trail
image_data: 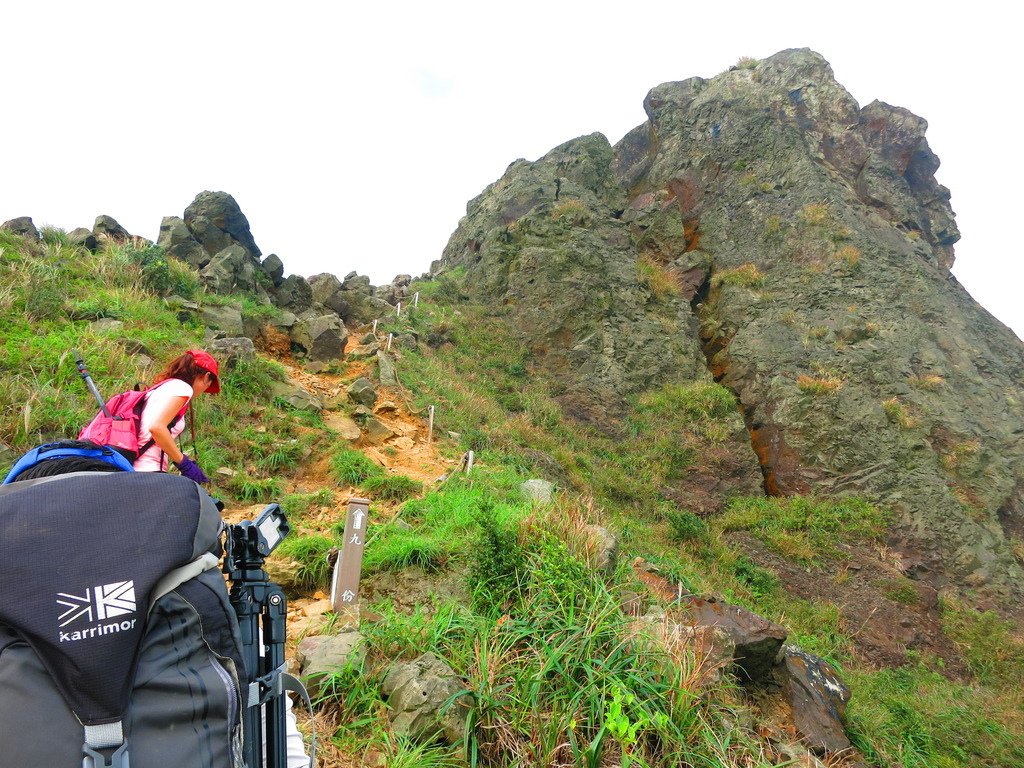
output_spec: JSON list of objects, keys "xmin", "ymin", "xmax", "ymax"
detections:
[
  {"xmin": 224, "ymin": 342, "xmax": 462, "ymax": 642},
  {"xmin": 216, "ymin": 342, "xmax": 463, "ymax": 765},
  {"xmin": 280, "ymin": 357, "xmax": 454, "ymax": 488}
]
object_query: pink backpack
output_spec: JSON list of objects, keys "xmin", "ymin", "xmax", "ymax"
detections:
[{"xmin": 78, "ymin": 383, "xmax": 184, "ymax": 461}]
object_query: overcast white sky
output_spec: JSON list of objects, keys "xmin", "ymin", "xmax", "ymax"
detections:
[{"xmin": 3, "ymin": 1, "xmax": 1020, "ymax": 340}]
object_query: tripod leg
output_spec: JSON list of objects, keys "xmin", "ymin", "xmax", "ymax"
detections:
[
  {"xmin": 234, "ymin": 598, "xmax": 264, "ymax": 768},
  {"xmin": 264, "ymin": 585, "xmax": 288, "ymax": 768}
]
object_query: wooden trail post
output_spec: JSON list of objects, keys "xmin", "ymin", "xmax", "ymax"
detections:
[
  {"xmin": 386, "ymin": 333, "xmax": 393, "ymax": 351},
  {"xmin": 372, "ymin": 319, "xmax": 378, "ymax": 335},
  {"xmin": 396, "ymin": 301, "xmax": 401, "ymax": 318},
  {"xmin": 466, "ymin": 450, "xmax": 474, "ymax": 474},
  {"xmin": 330, "ymin": 497, "xmax": 370, "ymax": 627},
  {"xmin": 413, "ymin": 291, "xmax": 419, "ymax": 308},
  {"xmin": 428, "ymin": 405, "xmax": 435, "ymax": 443}
]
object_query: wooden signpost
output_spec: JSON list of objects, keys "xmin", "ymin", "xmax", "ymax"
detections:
[{"xmin": 330, "ymin": 497, "xmax": 370, "ymax": 627}]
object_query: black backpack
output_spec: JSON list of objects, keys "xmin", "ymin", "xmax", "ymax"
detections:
[{"xmin": 0, "ymin": 471, "xmax": 245, "ymax": 768}]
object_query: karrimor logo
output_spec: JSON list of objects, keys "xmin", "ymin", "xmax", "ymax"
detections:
[{"xmin": 57, "ymin": 581, "xmax": 138, "ymax": 643}]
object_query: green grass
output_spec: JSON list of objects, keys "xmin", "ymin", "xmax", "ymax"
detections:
[
  {"xmin": 332, "ymin": 446, "xmax": 383, "ymax": 485},
  {"xmin": 0, "ymin": 233, "xmax": 327, "ymax": 501},
  {"xmin": 363, "ymin": 532, "xmax": 447, "ymax": 572},
  {"xmin": 361, "ymin": 473, "xmax": 423, "ymax": 502},
  {"xmin": 716, "ymin": 495, "xmax": 888, "ymax": 563},
  {"xmin": 846, "ymin": 662, "xmax": 1024, "ymax": 768},
  {"xmin": 941, "ymin": 600, "xmax": 1024, "ymax": 688},
  {"xmin": 330, "ymin": 445, "xmax": 422, "ymax": 502},
  {"xmin": 226, "ymin": 472, "xmax": 284, "ymax": 502},
  {"xmin": 362, "ymin": 473, "xmax": 527, "ymax": 577},
  {"xmin": 274, "ymin": 534, "xmax": 334, "ymax": 590},
  {"xmin": 280, "ymin": 488, "xmax": 335, "ymax": 525}
]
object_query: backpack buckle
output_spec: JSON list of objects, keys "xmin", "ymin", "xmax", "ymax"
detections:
[{"xmin": 82, "ymin": 741, "xmax": 129, "ymax": 768}]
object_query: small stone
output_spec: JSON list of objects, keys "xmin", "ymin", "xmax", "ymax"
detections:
[
  {"xmin": 377, "ymin": 350, "xmax": 399, "ymax": 387},
  {"xmin": 348, "ymin": 377, "xmax": 377, "ymax": 408},
  {"xmin": 297, "ymin": 630, "xmax": 365, "ymax": 697},
  {"xmin": 364, "ymin": 417, "xmax": 396, "ymax": 445},
  {"xmin": 303, "ymin": 599, "xmax": 333, "ymax": 617},
  {"xmin": 324, "ymin": 412, "xmax": 362, "ymax": 441},
  {"xmin": 519, "ymin": 478, "xmax": 555, "ymax": 505},
  {"xmin": 90, "ymin": 318, "xmax": 124, "ymax": 333}
]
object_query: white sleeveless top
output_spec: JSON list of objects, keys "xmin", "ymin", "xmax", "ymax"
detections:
[{"xmin": 133, "ymin": 379, "xmax": 193, "ymax": 472}]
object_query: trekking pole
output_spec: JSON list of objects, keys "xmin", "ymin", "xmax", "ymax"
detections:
[{"xmin": 72, "ymin": 349, "xmax": 112, "ymax": 417}]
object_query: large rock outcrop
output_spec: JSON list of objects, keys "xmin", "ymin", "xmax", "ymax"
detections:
[
  {"xmin": 184, "ymin": 191, "xmax": 262, "ymax": 262},
  {"xmin": 434, "ymin": 49, "xmax": 1024, "ymax": 600}
]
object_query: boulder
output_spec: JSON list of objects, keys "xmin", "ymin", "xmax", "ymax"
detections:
[
  {"xmin": 396, "ymin": 332, "xmax": 419, "ymax": 351},
  {"xmin": 309, "ymin": 273, "xmax": 349, "ymax": 316},
  {"xmin": 271, "ymin": 381, "xmax": 322, "ymax": 412},
  {"xmin": 323, "ymin": 412, "xmax": 362, "ymax": 441},
  {"xmin": 677, "ymin": 596, "xmax": 787, "ymax": 683},
  {"xmin": 290, "ymin": 311, "xmax": 347, "ymax": 362},
  {"xmin": 381, "ymin": 653, "xmax": 470, "ymax": 745},
  {"xmin": 208, "ymin": 337, "xmax": 257, "ymax": 364},
  {"xmin": 201, "ymin": 303, "xmax": 245, "ymax": 337},
  {"xmin": 520, "ymin": 478, "xmax": 555, "ymax": 505},
  {"xmin": 363, "ymin": 417, "xmax": 396, "ymax": 445},
  {"xmin": 274, "ymin": 275, "xmax": 313, "ymax": 313},
  {"xmin": 348, "ymin": 342, "xmax": 381, "ymax": 358},
  {"xmin": 632, "ymin": 611, "xmax": 736, "ymax": 683},
  {"xmin": 377, "ymin": 274, "xmax": 413, "ymax": 305},
  {"xmin": 90, "ymin": 318, "xmax": 124, "ymax": 334},
  {"xmin": 200, "ymin": 244, "xmax": 260, "ymax": 294},
  {"xmin": 1, "ymin": 217, "xmax": 40, "ymax": 241},
  {"xmin": 271, "ymin": 311, "xmax": 297, "ymax": 332},
  {"xmin": 184, "ymin": 190, "xmax": 262, "ymax": 260},
  {"xmin": 585, "ymin": 525, "xmax": 618, "ymax": 577},
  {"xmin": 119, "ymin": 338, "xmax": 151, "ymax": 356},
  {"xmin": 296, "ymin": 630, "xmax": 365, "ymax": 697},
  {"xmin": 347, "ymin": 378, "xmax": 377, "ymax": 408},
  {"xmin": 779, "ymin": 646, "xmax": 852, "ymax": 755},
  {"xmin": 260, "ymin": 254, "xmax": 285, "ymax": 287},
  {"xmin": 336, "ymin": 272, "xmax": 376, "ymax": 324},
  {"xmin": 376, "ymin": 350, "xmax": 398, "ymax": 387},
  {"xmin": 342, "ymin": 272, "xmax": 372, "ymax": 294},
  {"xmin": 93, "ymin": 215, "xmax": 132, "ymax": 242},
  {"xmin": 186, "ymin": 214, "xmax": 233, "ymax": 256},
  {"xmin": 158, "ymin": 216, "xmax": 209, "ymax": 269},
  {"xmin": 67, "ymin": 227, "xmax": 98, "ymax": 251},
  {"xmin": 775, "ymin": 743, "xmax": 827, "ymax": 768}
]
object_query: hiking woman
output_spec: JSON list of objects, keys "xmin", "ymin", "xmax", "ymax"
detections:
[{"xmin": 135, "ymin": 349, "xmax": 219, "ymax": 482}]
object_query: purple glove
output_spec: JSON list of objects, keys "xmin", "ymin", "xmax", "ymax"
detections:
[{"xmin": 175, "ymin": 454, "xmax": 210, "ymax": 484}]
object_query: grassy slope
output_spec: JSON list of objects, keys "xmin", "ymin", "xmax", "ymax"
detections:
[{"xmin": 1, "ymin": 231, "xmax": 1021, "ymax": 767}]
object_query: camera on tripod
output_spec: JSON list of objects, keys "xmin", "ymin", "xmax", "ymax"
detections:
[{"xmin": 222, "ymin": 503, "xmax": 305, "ymax": 768}]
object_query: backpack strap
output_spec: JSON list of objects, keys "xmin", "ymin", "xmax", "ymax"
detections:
[{"xmin": 2, "ymin": 443, "xmax": 135, "ymax": 484}]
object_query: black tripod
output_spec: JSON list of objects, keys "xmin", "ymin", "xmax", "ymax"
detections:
[{"xmin": 223, "ymin": 504, "xmax": 291, "ymax": 768}]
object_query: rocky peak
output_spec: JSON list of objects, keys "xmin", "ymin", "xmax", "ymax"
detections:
[{"xmin": 435, "ymin": 49, "xmax": 1024, "ymax": 602}]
